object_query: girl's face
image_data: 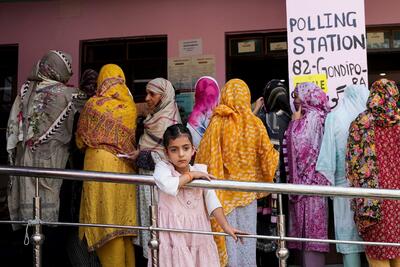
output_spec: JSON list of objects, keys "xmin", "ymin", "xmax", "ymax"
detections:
[
  {"xmin": 145, "ymin": 89, "xmax": 162, "ymax": 112},
  {"xmin": 165, "ymin": 135, "xmax": 195, "ymax": 173}
]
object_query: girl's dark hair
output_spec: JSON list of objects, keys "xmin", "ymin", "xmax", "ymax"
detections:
[{"xmin": 163, "ymin": 124, "xmax": 193, "ymax": 147}]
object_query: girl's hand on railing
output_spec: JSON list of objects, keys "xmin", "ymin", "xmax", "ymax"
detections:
[
  {"xmin": 222, "ymin": 224, "xmax": 248, "ymax": 244},
  {"xmin": 190, "ymin": 171, "xmax": 216, "ymax": 181},
  {"xmin": 179, "ymin": 171, "xmax": 216, "ymax": 189},
  {"xmin": 211, "ymin": 207, "xmax": 248, "ymax": 244}
]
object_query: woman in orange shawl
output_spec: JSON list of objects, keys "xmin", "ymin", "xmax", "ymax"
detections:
[
  {"xmin": 76, "ymin": 64, "xmax": 138, "ymax": 267},
  {"xmin": 196, "ymin": 79, "xmax": 279, "ymax": 267}
]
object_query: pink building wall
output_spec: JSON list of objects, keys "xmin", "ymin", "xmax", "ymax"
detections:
[{"xmin": 0, "ymin": 0, "xmax": 399, "ymax": 88}]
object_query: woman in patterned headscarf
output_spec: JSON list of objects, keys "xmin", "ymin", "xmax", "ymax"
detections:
[
  {"xmin": 6, "ymin": 50, "xmax": 87, "ymax": 266},
  {"xmin": 346, "ymin": 79, "xmax": 400, "ymax": 267},
  {"xmin": 196, "ymin": 79, "xmax": 278, "ymax": 267},
  {"xmin": 135, "ymin": 77, "xmax": 181, "ymax": 258},
  {"xmin": 7, "ymin": 50, "xmax": 86, "ymax": 227},
  {"xmin": 77, "ymin": 64, "xmax": 138, "ymax": 267},
  {"xmin": 187, "ymin": 76, "xmax": 220, "ymax": 148},
  {"xmin": 284, "ymin": 82, "xmax": 330, "ymax": 267}
]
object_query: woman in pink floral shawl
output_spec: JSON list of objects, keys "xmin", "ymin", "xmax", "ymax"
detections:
[
  {"xmin": 284, "ymin": 82, "xmax": 330, "ymax": 267},
  {"xmin": 346, "ymin": 79, "xmax": 400, "ymax": 266}
]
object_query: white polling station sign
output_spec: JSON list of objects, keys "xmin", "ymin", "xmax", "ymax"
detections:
[{"xmin": 286, "ymin": 0, "xmax": 368, "ymax": 109}]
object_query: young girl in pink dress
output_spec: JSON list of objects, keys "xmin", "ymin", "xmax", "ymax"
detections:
[{"xmin": 151, "ymin": 124, "xmax": 244, "ymax": 267}]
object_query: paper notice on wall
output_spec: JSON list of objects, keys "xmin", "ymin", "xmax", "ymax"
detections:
[
  {"xmin": 168, "ymin": 58, "xmax": 193, "ymax": 91},
  {"xmin": 179, "ymin": 39, "xmax": 203, "ymax": 57},
  {"xmin": 270, "ymin": 41, "xmax": 288, "ymax": 51},
  {"xmin": 168, "ymin": 55, "xmax": 216, "ymax": 91},
  {"xmin": 367, "ymin": 32, "xmax": 385, "ymax": 47},
  {"xmin": 286, "ymin": 0, "xmax": 368, "ymax": 109},
  {"xmin": 191, "ymin": 55, "xmax": 216, "ymax": 86}
]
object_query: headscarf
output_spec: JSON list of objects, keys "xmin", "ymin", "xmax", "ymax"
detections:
[
  {"xmin": 263, "ymin": 79, "xmax": 291, "ymax": 114},
  {"xmin": 368, "ymin": 79, "xmax": 400, "ymax": 127},
  {"xmin": 76, "ymin": 64, "xmax": 137, "ymax": 156},
  {"xmin": 187, "ymin": 76, "xmax": 220, "ymax": 148},
  {"xmin": 286, "ymin": 82, "xmax": 330, "ymax": 199},
  {"xmin": 317, "ymin": 85, "xmax": 369, "ymax": 185},
  {"xmin": 23, "ymin": 50, "xmax": 72, "ymax": 119},
  {"xmin": 346, "ymin": 79, "xmax": 400, "ymax": 233},
  {"xmin": 38, "ymin": 50, "xmax": 72, "ymax": 83},
  {"xmin": 138, "ymin": 78, "xmax": 181, "ymax": 158},
  {"xmin": 195, "ymin": 79, "xmax": 278, "ymax": 266},
  {"xmin": 80, "ymin": 69, "xmax": 98, "ymax": 97}
]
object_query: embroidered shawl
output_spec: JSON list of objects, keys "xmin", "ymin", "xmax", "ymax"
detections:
[
  {"xmin": 76, "ymin": 64, "xmax": 137, "ymax": 156},
  {"xmin": 7, "ymin": 50, "xmax": 84, "ymax": 155},
  {"xmin": 285, "ymin": 82, "xmax": 331, "ymax": 201},
  {"xmin": 138, "ymin": 78, "xmax": 181, "ymax": 159}
]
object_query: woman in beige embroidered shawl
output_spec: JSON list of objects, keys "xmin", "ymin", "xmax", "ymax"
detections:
[{"xmin": 135, "ymin": 77, "xmax": 181, "ymax": 258}]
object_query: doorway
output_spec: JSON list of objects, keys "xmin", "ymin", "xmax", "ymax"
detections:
[
  {"xmin": 0, "ymin": 44, "xmax": 18, "ymax": 166},
  {"xmin": 226, "ymin": 32, "xmax": 288, "ymax": 102},
  {"xmin": 0, "ymin": 45, "xmax": 18, "ymax": 261}
]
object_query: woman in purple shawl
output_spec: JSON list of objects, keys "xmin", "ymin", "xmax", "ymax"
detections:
[{"xmin": 284, "ymin": 82, "xmax": 330, "ymax": 267}]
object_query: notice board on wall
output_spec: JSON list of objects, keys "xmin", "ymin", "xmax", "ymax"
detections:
[
  {"xmin": 168, "ymin": 55, "xmax": 216, "ymax": 91},
  {"xmin": 286, "ymin": 0, "xmax": 368, "ymax": 109},
  {"xmin": 168, "ymin": 55, "xmax": 216, "ymax": 122}
]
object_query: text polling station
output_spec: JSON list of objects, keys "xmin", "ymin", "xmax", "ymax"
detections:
[{"xmin": 286, "ymin": 0, "xmax": 368, "ymax": 109}]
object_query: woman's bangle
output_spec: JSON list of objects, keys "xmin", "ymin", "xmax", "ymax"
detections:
[{"xmin": 184, "ymin": 172, "xmax": 193, "ymax": 182}]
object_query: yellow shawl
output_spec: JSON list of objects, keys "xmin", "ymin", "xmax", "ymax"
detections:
[
  {"xmin": 76, "ymin": 64, "xmax": 137, "ymax": 155},
  {"xmin": 195, "ymin": 79, "xmax": 279, "ymax": 266}
]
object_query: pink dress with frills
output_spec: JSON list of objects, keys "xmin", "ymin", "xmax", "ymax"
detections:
[{"xmin": 149, "ymin": 162, "xmax": 220, "ymax": 267}]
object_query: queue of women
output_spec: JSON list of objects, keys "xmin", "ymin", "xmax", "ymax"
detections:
[{"xmin": 5, "ymin": 50, "xmax": 400, "ymax": 267}]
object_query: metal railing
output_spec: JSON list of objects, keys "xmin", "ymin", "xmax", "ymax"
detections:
[{"xmin": 1, "ymin": 165, "xmax": 400, "ymax": 267}]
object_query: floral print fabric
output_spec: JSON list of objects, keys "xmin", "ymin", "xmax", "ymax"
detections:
[
  {"xmin": 286, "ymin": 82, "xmax": 330, "ymax": 189},
  {"xmin": 285, "ymin": 82, "xmax": 331, "ymax": 252},
  {"xmin": 346, "ymin": 79, "xmax": 400, "ymax": 234},
  {"xmin": 362, "ymin": 125, "xmax": 400, "ymax": 259}
]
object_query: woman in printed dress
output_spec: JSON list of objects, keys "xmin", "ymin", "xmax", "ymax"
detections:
[
  {"xmin": 77, "ymin": 64, "xmax": 138, "ymax": 267},
  {"xmin": 284, "ymin": 82, "xmax": 330, "ymax": 267},
  {"xmin": 196, "ymin": 79, "xmax": 278, "ymax": 267},
  {"xmin": 346, "ymin": 79, "xmax": 400, "ymax": 267},
  {"xmin": 7, "ymin": 50, "xmax": 88, "ymax": 266}
]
